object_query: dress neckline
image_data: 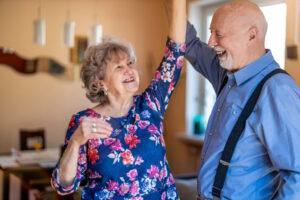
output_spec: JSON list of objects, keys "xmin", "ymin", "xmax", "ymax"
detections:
[{"xmin": 87, "ymin": 95, "xmax": 138, "ymax": 120}]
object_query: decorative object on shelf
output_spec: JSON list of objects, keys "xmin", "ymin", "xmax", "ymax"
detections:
[
  {"xmin": 193, "ymin": 114, "xmax": 206, "ymax": 135},
  {"xmin": 19, "ymin": 129, "xmax": 46, "ymax": 151},
  {"xmin": 63, "ymin": 0, "xmax": 75, "ymax": 47},
  {"xmin": 70, "ymin": 35, "xmax": 88, "ymax": 64},
  {"xmin": 34, "ymin": 0, "xmax": 46, "ymax": 45},
  {"xmin": 0, "ymin": 47, "xmax": 81, "ymax": 81}
]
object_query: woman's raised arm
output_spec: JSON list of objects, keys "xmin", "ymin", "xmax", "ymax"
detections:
[{"xmin": 168, "ymin": 0, "xmax": 186, "ymax": 44}]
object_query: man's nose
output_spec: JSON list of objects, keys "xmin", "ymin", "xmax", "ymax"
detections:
[{"xmin": 208, "ymin": 34, "xmax": 217, "ymax": 47}]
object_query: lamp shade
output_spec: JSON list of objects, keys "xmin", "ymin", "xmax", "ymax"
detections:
[
  {"xmin": 63, "ymin": 21, "xmax": 75, "ymax": 47},
  {"xmin": 34, "ymin": 19, "xmax": 46, "ymax": 45},
  {"xmin": 89, "ymin": 25, "xmax": 102, "ymax": 46}
]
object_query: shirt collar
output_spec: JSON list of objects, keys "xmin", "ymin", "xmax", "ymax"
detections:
[{"xmin": 234, "ymin": 50, "xmax": 275, "ymax": 86}]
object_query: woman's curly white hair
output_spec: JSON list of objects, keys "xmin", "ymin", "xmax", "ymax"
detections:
[{"xmin": 80, "ymin": 38, "xmax": 136, "ymax": 105}]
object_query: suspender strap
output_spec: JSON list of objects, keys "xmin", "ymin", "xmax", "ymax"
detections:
[{"xmin": 212, "ymin": 68, "xmax": 287, "ymax": 198}]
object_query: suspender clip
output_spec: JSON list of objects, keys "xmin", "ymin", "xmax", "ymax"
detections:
[{"xmin": 219, "ymin": 159, "xmax": 230, "ymax": 166}]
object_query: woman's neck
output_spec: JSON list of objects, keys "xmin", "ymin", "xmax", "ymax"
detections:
[{"xmin": 94, "ymin": 95, "xmax": 134, "ymax": 118}]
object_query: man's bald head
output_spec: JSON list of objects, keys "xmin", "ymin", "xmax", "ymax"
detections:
[{"xmin": 213, "ymin": 0, "xmax": 267, "ymax": 42}]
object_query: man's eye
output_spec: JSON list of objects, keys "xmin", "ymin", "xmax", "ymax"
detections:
[{"xmin": 116, "ymin": 65, "xmax": 122, "ymax": 69}]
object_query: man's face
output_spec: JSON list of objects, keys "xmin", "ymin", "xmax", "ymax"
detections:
[{"xmin": 208, "ymin": 11, "xmax": 249, "ymax": 72}]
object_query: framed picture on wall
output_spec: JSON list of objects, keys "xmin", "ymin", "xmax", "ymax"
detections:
[{"xmin": 70, "ymin": 35, "xmax": 88, "ymax": 64}]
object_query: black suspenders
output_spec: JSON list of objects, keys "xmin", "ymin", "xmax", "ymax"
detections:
[{"xmin": 212, "ymin": 68, "xmax": 288, "ymax": 198}]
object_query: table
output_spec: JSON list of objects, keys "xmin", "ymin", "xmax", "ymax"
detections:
[{"xmin": 0, "ymin": 148, "xmax": 59, "ymax": 200}]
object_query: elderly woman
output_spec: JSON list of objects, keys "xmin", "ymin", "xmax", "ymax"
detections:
[{"xmin": 51, "ymin": 0, "xmax": 186, "ymax": 199}]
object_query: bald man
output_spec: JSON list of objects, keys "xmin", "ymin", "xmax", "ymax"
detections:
[{"xmin": 185, "ymin": 0, "xmax": 300, "ymax": 199}]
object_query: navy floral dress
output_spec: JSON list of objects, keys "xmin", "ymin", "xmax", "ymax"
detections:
[{"xmin": 51, "ymin": 39, "xmax": 185, "ymax": 200}]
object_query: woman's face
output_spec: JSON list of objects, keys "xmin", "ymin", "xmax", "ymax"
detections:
[{"xmin": 101, "ymin": 52, "xmax": 139, "ymax": 99}]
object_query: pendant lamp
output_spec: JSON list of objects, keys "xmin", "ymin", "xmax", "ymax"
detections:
[
  {"xmin": 88, "ymin": 0, "xmax": 103, "ymax": 46},
  {"xmin": 63, "ymin": 0, "xmax": 75, "ymax": 47},
  {"xmin": 89, "ymin": 25, "xmax": 102, "ymax": 46},
  {"xmin": 34, "ymin": 0, "xmax": 46, "ymax": 45}
]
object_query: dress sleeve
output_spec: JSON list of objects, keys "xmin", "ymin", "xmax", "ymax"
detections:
[
  {"xmin": 252, "ymin": 76, "xmax": 300, "ymax": 199},
  {"xmin": 185, "ymin": 21, "xmax": 227, "ymax": 93},
  {"xmin": 51, "ymin": 114, "xmax": 87, "ymax": 195},
  {"xmin": 143, "ymin": 38, "xmax": 185, "ymax": 117}
]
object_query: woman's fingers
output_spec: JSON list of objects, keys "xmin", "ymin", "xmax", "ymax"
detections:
[{"xmin": 81, "ymin": 116, "xmax": 113, "ymax": 139}]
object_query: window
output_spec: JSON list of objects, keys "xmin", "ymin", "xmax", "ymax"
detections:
[{"xmin": 186, "ymin": 0, "xmax": 286, "ymax": 135}]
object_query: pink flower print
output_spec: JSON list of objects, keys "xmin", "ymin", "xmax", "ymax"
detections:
[
  {"xmin": 164, "ymin": 46, "xmax": 170, "ymax": 56},
  {"xmin": 155, "ymin": 71, "xmax": 161, "ymax": 80},
  {"xmin": 127, "ymin": 169, "xmax": 138, "ymax": 181},
  {"xmin": 148, "ymin": 124, "xmax": 159, "ymax": 135},
  {"xmin": 104, "ymin": 138, "xmax": 115, "ymax": 146},
  {"xmin": 89, "ymin": 170, "xmax": 101, "ymax": 179},
  {"xmin": 138, "ymin": 120, "xmax": 149, "ymax": 129},
  {"xmin": 161, "ymin": 191, "xmax": 166, "ymax": 200},
  {"xmin": 88, "ymin": 146, "xmax": 99, "ymax": 165},
  {"xmin": 161, "ymin": 71, "xmax": 172, "ymax": 82},
  {"xmin": 129, "ymin": 181, "xmax": 140, "ymax": 196},
  {"xmin": 90, "ymin": 138, "xmax": 101, "ymax": 147},
  {"xmin": 147, "ymin": 165, "xmax": 159, "ymax": 178},
  {"xmin": 135, "ymin": 156, "xmax": 144, "ymax": 165},
  {"xmin": 160, "ymin": 122, "xmax": 163, "ymax": 133},
  {"xmin": 180, "ymin": 44, "xmax": 186, "ymax": 52},
  {"xmin": 162, "ymin": 62, "xmax": 171, "ymax": 72},
  {"xmin": 110, "ymin": 140, "xmax": 123, "ymax": 152},
  {"xmin": 127, "ymin": 124, "xmax": 137, "ymax": 135},
  {"xmin": 162, "ymin": 166, "xmax": 168, "ymax": 179},
  {"xmin": 107, "ymin": 180, "xmax": 119, "ymax": 191},
  {"xmin": 159, "ymin": 169, "xmax": 164, "ymax": 181},
  {"xmin": 89, "ymin": 180, "xmax": 97, "ymax": 188},
  {"xmin": 159, "ymin": 135, "xmax": 165, "ymax": 147},
  {"xmin": 176, "ymin": 56, "xmax": 184, "ymax": 68},
  {"xmin": 68, "ymin": 115, "xmax": 75, "ymax": 130},
  {"xmin": 77, "ymin": 169, "xmax": 84, "ymax": 179},
  {"xmin": 167, "ymin": 174, "xmax": 175, "ymax": 185},
  {"xmin": 131, "ymin": 198, "xmax": 143, "ymax": 200},
  {"xmin": 120, "ymin": 150, "xmax": 134, "ymax": 165},
  {"xmin": 125, "ymin": 134, "xmax": 140, "ymax": 149},
  {"xmin": 118, "ymin": 183, "xmax": 130, "ymax": 196},
  {"xmin": 135, "ymin": 114, "xmax": 140, "ymax": 122},
  {"xmin": 155, "ymin": 98, "xmax": 161, "ymax": 110},
  {"xmin": 78, "ymin": 152, "xmax": 86, "ymax": 165},
  {"xmin": 167, "ymin": 52, "xmax": 175, "ymax": 61},
  {"xmin": 168, "ymin": 81, "xmax": 175, "ymax": 94},
  {"xmin": 147, "ymin": 101, "xmax": 157, "ymax": 111}
]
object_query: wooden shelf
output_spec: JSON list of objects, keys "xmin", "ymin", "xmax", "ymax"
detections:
[{"xmin": 176, "ymin": 134, "xmax": 204, "ymax": 148}]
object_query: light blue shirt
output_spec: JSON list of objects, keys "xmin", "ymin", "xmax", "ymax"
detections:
[{"xmin": 186, "ymin": 23, "xmax": 300, "ymax": 200}]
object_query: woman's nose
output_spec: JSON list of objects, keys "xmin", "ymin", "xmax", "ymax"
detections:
[{"xmin": 125, "ymin": 66, "xmax": 133, "ymax": 74}]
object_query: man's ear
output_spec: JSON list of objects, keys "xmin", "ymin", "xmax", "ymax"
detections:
[{"xmin": 248, "ymin": 27, "xmax": 258, "ymax": 45}]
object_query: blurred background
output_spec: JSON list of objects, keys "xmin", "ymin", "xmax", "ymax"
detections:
[{"xmin": 0, "ymin": 0, "xmax": 299, "ymax": 199}]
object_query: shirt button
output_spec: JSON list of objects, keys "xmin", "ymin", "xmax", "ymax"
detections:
[
  {"xmin": 209, "ymin": 132, "xmax": 212, "ymax": 136},
  {"xmin": 217, "ymin": 108, "xmax": 220, "ymax": 112},
  {"xmin": 228, "ymin": 85, "xmax": 231, "ymax": 88},
  {"xmin": 232, "ymin": 111, "xmax": 237, "ymax": 115}
]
